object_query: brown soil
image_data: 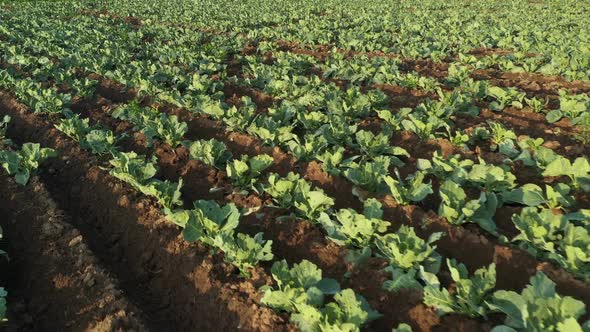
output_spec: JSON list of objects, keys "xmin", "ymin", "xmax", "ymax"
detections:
[
  {"xmin": 373, "ymin": 84, "xmax": 433, "ymax": 109},
  {"xmin": 472, "ymin": 70, "xmax": 590, "ymax": 96},
  {"xmin": 223, "ymin": 81, "xmax": 275, "ymax": 113},
  {"xmin": 0, "ymin": 175, "xmax": 146, "ymax": 332},
  {"xmin": 89, "ymin": 75, "xmax": 138, "ymax": 103}
]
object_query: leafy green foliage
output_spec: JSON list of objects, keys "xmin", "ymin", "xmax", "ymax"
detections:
[
  {"xmin": 446, "ymin": 129, "xmax": 470, "ymax": 149},
  {"xmin": 214, "ymin": 232, "xmax": 274, "ymax": 276},
  {"xmin": 261, "ymin": 259, "xmax": 340, "ymax": 312},
  {"xmin": 438, "ymin": 180, "xmax": 498, "ymax": 235},
  {"xmin": 247, "ymin": 110, "xmax": 296, "ymax": 146},
  {"xmin": 0, "ymin": 287, "xmax": 5, "ymax": 322},
  {"xmin": 318, "ymin": 115, "xmax": 358, "ymax": 147},
  {"xmin": 108, "ymin": 152, "xmax": 183, "ymax": 209},
  {"xmin": 167, "ymin": 200, "xmax": 239, "ymax": 243},
  {"xmin": 108, "ymin": 151, "xmax": 157, "ymax": 188},
  {"xmin": 398, "ymin": 99, "xmax": 454, "ymax": 140},
  {"xmin": 287, "ymin": 134, "xmax": 328, "ymax": 162},
  {"xmin": 0, "ymin": 115, "xmax": 12, "ymax": 148},
  {"xmin": 489, "ymin": 272, "xmax": 589, "ymax": 331},
  {"xmin": 465, "ymin": 161, "xmax": 516, "ymax": 193},
  {"xmin": 317, "ymin": 147, "xmax": 351, "ymax": 176},
  {"xmin": 5, "ymin": 1, "xmax": 590, "ymax": 328},
  {"xmin": 525, "ymin": 96, "xmax": 545, "ymax": 113},
  {"xmin": 503, "ymin": 184, "xmax": 574, "ymax": 210},
  {"xmin": 343, "ymin": 156, "xmax": 392, "ymax": 193},
  {"xmin": 14, "ymin": 78, "xmax": 71, "ymax": 114},
  {"xmin": 55, "ymin": 115, "xmax": 91, "ymax": 143},
  {"xmin": 487, "ymin": 121, "xmax": 518, "ymax": 156},
  {"xmin": 392, "ymin": 323, "xmax": 413, "ymax": 332},
  {"xmin": 542, "ymin": 156, "xmax": 590, "ymax": 192},
  {"xmin": 422, "ymin": 259, "xmax": 496, "ymax": 318},
  {"xmin": 290, "ymin": 289, "xmax": 381, "ymax": 332},
  {"xmin": 486, "ymin": 86, "xmax": 525, "ymax": 111},
  {"xmin": 401, "ymin": 111, "xmax": 449, "ymax": 139},
  {"xmin": 85, "ymin": 129, "xmax": 120, "ymax": 155},
  {"xmin": 514, "ymin": 136, "xmax": 558, "ymax": 170},
  {"xmin": 265, "ymin": 172, "xmax": 334, "ymax": 220},
  {"xmin": 112, "ymin": 102, "xmax": 188, "ymax": 147},
  {"xmin": 144, "ymin": 179, "xmax": 184, "ymax": 210},
  {"xmin": 557, "ymin": 225, "xmax": 590, "ymax": 281},
  {"xmin": 261, "ymin": 261, "xmax": 381, "ymax": 332},
  {"xmin": 354, "ymin": 130, "xmax": 409, "ymax": 160},
  {"xmin": 512, "ymin": 207, "xmax": 567, "ymax": 254},
  {"xmin": 573, "ymin": 120, "xmax": 590, "ymax": 145},
  {"xmin": 511, "ymin": 207, "xmax": 590, "ymax": 280},
  {"xmin": 226, "ymin": 154, "xmax": 273, "ymax": 192},
  {"xmin": 546, "ymin": 91, "xmax": 590, "ymax": 124},
  {"xmin": 384, "ymin": 170, "xmax": 433, "ymax": 205},
  {"xmin": 56, "ymin": 115, "xmax": 119, "ymax": 155},
  {"xmin": 376, "ymin": 226, "xmax": 442, "ymax": 272},
  {"xmin": 377, "ymin": 109, "xmax": 411, "ymax": 132},
  {"xmin": 318, "ymin": 198, "xmax": 389, "ymax": 248},
  {"xmin": 376, "ymin": 226, "xmax": 442, "ymax": 291},
  {"xmin": 166, "ymin": 200, "xmax": 273, "ymax": 276},
  {"xmin": 143, "ymin": 113, "xmax": 188, "ymax": 147},
  {"xmin": 0, "ymin": 143, "xmax": 56, "ymax": 185},
  {"xmin": 417, "ymin": 151, "xmax": 473, "ymax": 183},
  {"xmin": 185, "ymin": 138, "xmax": 232, "ymax": 169},
  {"xmin": 223, "ymin": 97, "xmax": 257, "ymax": 131},
  {"xmin": 445, "ymin": 64, "xmax": 471, "ymax": 87}
]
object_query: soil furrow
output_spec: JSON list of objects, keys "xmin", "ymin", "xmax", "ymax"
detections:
[{"xmin": 0, "ymin": 175, "xmax": 147, "ymax": 332}]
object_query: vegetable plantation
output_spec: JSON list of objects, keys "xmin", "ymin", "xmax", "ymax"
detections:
[{"xmin": 1, "ymin": 0, "xmax": 590, "ymax": 331}]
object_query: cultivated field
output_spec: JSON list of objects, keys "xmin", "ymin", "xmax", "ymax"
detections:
[{"xmin": 1, "ymin": 0, "xmax": 590, "ymax": 331}]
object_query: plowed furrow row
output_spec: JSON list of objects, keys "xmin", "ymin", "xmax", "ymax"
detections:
[{"xmin": 0, "ymin": 174, "xmax": 147, "ymax": 332}]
